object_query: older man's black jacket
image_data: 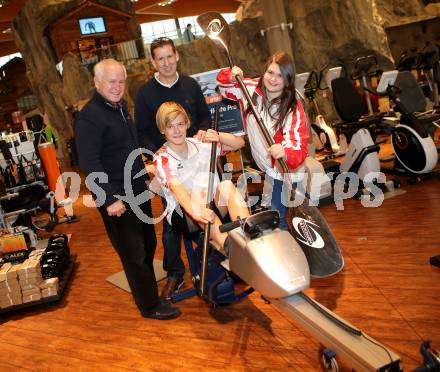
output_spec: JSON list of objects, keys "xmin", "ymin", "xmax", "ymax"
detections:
[{"xmin": 75, "ymin": 91, "xmax": 148, "ymax": 209}]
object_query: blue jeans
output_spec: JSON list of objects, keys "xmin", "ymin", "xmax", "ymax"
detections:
[
  {"xmin": 267, "ymin": 177, "xmax": 289, "ymax": 230},
  {"xmin": 265, "ymin": 176, "xmax": 307, "ymax": 231}
]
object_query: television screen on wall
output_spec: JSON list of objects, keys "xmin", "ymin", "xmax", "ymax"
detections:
[{"xmin": 78, "ymin": 17, "xmax": 107, "ymax": 35}]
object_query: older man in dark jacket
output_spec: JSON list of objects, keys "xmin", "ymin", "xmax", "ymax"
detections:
[{"xmin": 75, "ymin": 58, "xmax": 180, "ymax": 320}]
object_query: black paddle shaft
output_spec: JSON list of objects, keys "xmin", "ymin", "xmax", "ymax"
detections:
[{"xmin": 199, "ymin": 105, "xmax": 221, "ymax": 297}]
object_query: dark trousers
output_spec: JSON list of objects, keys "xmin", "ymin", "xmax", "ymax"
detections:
[
  {"xmin": 161, "ymin": 198, "xmax": 185, "ymax": 279},
  {"xmin": 99, "ymin": 200, "xmax": 158, "ymax": 316}
]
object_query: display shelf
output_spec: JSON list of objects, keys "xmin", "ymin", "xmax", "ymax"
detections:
[
  {"xmin": 0, "ymin": 253, "xmax": 77, "ymax": 315},
  {"xmin": 5, "ymin": 180, "xmax": 46, "ymax": 194}
]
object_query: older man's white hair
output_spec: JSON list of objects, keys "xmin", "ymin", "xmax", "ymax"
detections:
[{"xmin": 94, "ymin": 58, "xmax": 127, "ymax": 80}]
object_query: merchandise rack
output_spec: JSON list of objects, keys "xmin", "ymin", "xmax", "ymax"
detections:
[{"xmin": 0, "ymin": 253, "xmax": 77, "ymax": 314}]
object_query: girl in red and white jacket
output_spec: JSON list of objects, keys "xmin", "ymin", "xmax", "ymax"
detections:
[{"xmin": 217, "ymin": 51, "xmax": 309, "ymax": 229}]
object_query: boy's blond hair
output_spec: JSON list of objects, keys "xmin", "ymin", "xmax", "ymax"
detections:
[{"xmin": 156, "ymin": 102, "xmax": 190, "ymax": 133}]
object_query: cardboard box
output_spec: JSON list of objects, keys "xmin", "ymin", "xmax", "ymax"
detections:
[
  {"xmin": 0, "ymin": 297, "xmax": 23, "ymax": 308},
  {"xmin": 0, "ymin": 295, "xmax": 21, "ymax": 306},
  {"xmin": 22, "ymin": 293, "xmax": 42, "ymax": 303},
  {"xmin": 39, "ymin": 277, "xmax": 59, "ymax": 289},
  {"xmin": 0, "ymin": 263, "xmax": 12, "ymax": 279},
  {"xmin": 0, "ymin": 263, "xmax": 15, "ymax": 282},
  {"xmin": 0, "ymin": 278, "xmax": 20, "ymax": 290},
  {"xmin": 18, "ymin": 276, "xmax": 43, "ymax": 287},
  {"xmin": 18, "ymin": 271, "xmax": 42, "ymax": 282},
  {"xmin": 21, "ymin": 287, "xmax": 41, "ymax": 297},
  {"xmin": 18, "ymin": 259, "xmax": 40, "ymax": 276},
  {"xmin": 1, "ymin": 291, "xmax": 22, "ymax": 304},
  {"xmin": 0, "ymin": 284, "xmax": 21, "ymax": 295},
  {"xmin": 41, "ymin": 287, "xmax": 58, "ymax": 298},
  {"xmin": 28, "ymin": 249, "xmax": 45, "ymax": 259},
  {"xmin": 6, "ymin": 263, "xmax": 22, "ymax": 279},
  {"xmin": 19, "ymin": 283, "xmax": 41, "ymax": 291}
]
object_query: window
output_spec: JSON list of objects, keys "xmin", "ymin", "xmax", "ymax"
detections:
[
  {"xmin": 140, "ymin": 12, "xmax": 236, "ymax": 45},
  {"xmin": 162, "ymin": 19, "xmax": 175, "ymax": 33}
]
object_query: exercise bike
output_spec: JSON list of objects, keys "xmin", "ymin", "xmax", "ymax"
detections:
[
  {"xmin": 290, "ymin": 73, "xmax": 335, "ymax": 207},
  {"xmin": 372, "ymin": 70, "xmax": 438, "ymax": 178},
  {"xmin": 417, "ymin": 43, "xmax": 440, "ymax": 110},
  {"xmin": 297, "ymin": 66, "xmax": 347, "ymax": 158},
  {"xmin": 296, "ymin": 65, "xmax": 388, "ymax": 204},
  {"xmin": 318, "ymin": 59, "xmax": 396, "ymax": 197},
  {"xmin": 342, "ymin": 55, "xmax": 438, "ymax": 177}
]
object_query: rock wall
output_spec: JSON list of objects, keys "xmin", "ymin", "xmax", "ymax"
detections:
[
  {"xmin": 236, "ymin": 0, "xmax": 264, "ymax": 20},
  {"xmin": 62, "ymin": 52, "xmax": 93, "ymax": 108},
  {"xmin": 177, "ymin": 17, "xmax": 268, "ymax": 78},
  {"xmin": 236, "ymin": 0, "xmax": 440, "ymax": 72},
  {"xmin": 286, "ymin": 1, "xmax": 394, "ymax": 72}
]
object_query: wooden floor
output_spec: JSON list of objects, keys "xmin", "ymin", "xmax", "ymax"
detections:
[{"xmin": 1, "ymin": 164, "xmax": 440, "ymax": 371}]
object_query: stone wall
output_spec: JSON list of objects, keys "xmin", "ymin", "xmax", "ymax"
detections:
[
  {"xmin": 177, "ymin": 17, "xmax": 268, "ymax": 78},
  {"xmin": 235, "ymin": 0, "xmax": 440, "ymax": 73},
  {"xmin": 62, "ymin": 52, "xmax": 93, "ymax": 108}
]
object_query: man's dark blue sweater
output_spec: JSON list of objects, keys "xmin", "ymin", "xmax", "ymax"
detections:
[{"xmin": 135, "ymin": 75, "xmax": 211, "ymax": 153}]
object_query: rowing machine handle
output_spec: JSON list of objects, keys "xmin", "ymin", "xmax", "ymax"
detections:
[{"xmin": 219, "ymin": 219, "xmax": 242, "ymax": 233}]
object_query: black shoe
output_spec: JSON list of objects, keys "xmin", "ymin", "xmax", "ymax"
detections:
[
  {"xmin": 161, "ymin": 277, "xmax": 184, "ymax": 301},
  {"xmin": 143, "ymin": 302, "xmax": 181, "ymax": 320}
]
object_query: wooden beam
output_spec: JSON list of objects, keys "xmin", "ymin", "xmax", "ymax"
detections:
[
  {"xmin": 51, "ymin": 0, "xmax": 131, "ymax": 28},
  {"xmin": 0, "ymin": 31, "xmax": 14, "ymax": 43},
  {"xmin": 134, "ymin": 0, "xmax": 240, "ymax": 23},
  {"xmin": 0, "ymin": 40, "xmax": 18, "ymax": 56}
]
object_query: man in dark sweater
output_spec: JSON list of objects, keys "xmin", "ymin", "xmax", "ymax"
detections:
[
  {"xmin": 75, "ymin": 58, "xmax": 180, "ymax": 320},
  {"xmin": 135, "ymin": 37, "xmax": 211, "ymax": 301}
]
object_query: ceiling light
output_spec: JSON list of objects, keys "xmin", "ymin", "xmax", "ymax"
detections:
[
  {"xmin": 2, "ymin": 28, "xmax": 11, "ymax": 34},
  {"xmin": 158, "ymin": 0, "xmax": 177, "ymax": 7}
]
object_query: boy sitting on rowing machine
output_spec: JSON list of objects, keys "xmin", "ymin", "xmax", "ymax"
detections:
[{"xmin": 153, "ymin": 101, "xmax": 250, "ymax": 252}]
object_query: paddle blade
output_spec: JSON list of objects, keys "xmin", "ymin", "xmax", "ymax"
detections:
[
  {"xmin": 197, "ymin": 12, "xmax": 232, "ymax": 58},
  {"xmin": 286, "ymin": 201, "xmax": 344, "ymax": 278}
]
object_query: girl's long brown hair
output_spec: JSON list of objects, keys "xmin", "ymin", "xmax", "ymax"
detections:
[{"xmin": 251, "ymin": 51, "xmax": 297, "ymax": 131}]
